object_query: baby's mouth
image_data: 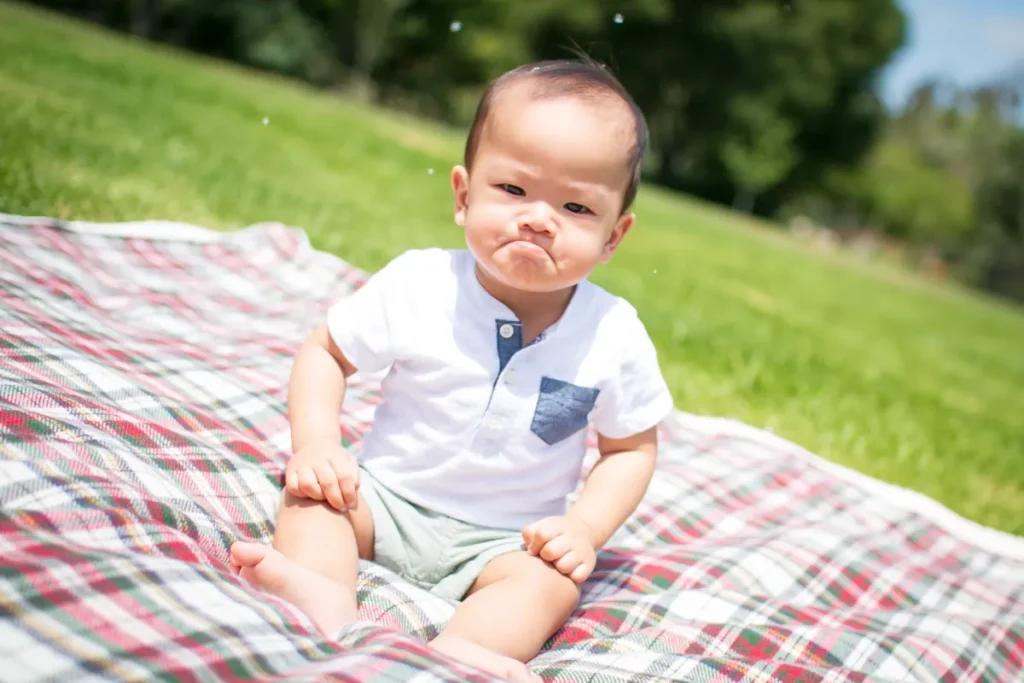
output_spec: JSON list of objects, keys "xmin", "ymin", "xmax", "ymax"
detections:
[{"xmin": 506, "ymin": 239, "xmax": 550, "ymax": 258}]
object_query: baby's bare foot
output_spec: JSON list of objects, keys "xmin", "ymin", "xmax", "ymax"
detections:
[
  {"xmin": 430, "ymin": 634, "xmax": 542, "ymax": 682},
  {"xmin": 229, "ymin": 541, "xmax": 356, "ymax": 636}
]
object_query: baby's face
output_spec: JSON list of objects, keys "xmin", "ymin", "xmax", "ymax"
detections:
[{"xmin": 452, "ymin": 91, "xmax": 636, "ymax": 295}]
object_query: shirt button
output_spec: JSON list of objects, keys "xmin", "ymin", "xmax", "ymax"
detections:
[{"xmin": 499, "ymin": 323, "xmax": 515, "ymax": 339}]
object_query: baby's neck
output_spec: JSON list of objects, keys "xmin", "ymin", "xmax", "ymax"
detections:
[{"xmin": 474, "ymin": 266, "xmax": 576, "ymax": 341}]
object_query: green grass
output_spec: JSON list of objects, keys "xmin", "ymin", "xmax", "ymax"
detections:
[{"xmin": 2, "ymin": 1, "xmax": 1023, "ymax": 535}]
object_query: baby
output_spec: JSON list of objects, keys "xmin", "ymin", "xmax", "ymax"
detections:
[{"xmin": 230, "ymin": 58, "xmax": 673, "ymax": 682}]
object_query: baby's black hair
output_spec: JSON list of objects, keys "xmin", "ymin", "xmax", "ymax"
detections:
[{"xmin": 464, "ymin": 57, "xmax": 648, "ymax": 211}]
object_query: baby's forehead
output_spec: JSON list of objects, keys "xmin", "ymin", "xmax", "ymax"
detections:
[
  {"xmin": 494, "ymin": 79, "xmax": 633, "ymax": 129},
  {"xmin": 474, "ymin": 95, "xmax": 634, "ymax": 196},
  {"xmin": 483, "ymin": 82, "xmax": 636, "ymax": 158}
]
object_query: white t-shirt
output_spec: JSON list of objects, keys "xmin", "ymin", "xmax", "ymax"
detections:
[{"xmin": 326, "ymin": 248, "xmax": 674, "ymax": 530}]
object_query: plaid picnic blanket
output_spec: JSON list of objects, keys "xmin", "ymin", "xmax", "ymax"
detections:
[{"xmin": 1, "ymin": 214, "xmax": 1023, "ymax": 683}]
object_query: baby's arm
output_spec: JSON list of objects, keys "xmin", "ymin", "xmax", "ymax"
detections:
[
  {"xmin": 524, "ymin": 304, "xmax": 671, "ymax": 581},
  {"xmin": 290, "ymin": 249, "xmax": 414, "ymax": 507},
  {"xmin": 288, "ymin": 322, "xmax": 356, "ymax": 454},
  {"xmin": 567, "ymin": 427, "xmax": 658, "ymax": 547},
  {"xmin": 522, "ymin": 427, "xmax": 657, "ymax": 582},
  {"xmin": 284, "ymin": 322, "xmax": 362, "ymax": 511}
]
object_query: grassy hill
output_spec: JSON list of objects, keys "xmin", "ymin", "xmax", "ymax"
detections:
[{"xmin": 1, "ymin": 1, "xmax": 1022, "ymax": 535}]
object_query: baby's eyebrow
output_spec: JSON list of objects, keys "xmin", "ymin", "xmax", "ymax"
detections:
[
  {"xmin": 486, "ymin": 160, "xmax": 534, "ymax": 178},
  {"xmin": 561, "ymin": 180, "xmax": 612, "ymax": 197}
]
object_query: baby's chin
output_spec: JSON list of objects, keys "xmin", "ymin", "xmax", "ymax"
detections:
[{"xmin": 469, "ymin": 242, "xmax": 586, "ymax": 294}]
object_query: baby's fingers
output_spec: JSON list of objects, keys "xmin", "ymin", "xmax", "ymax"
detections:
[
  {"xmin": 297, "ymin": 467, "xmax": 324, "ymax": 500},
  {"xmin": 553, "ymin": 550, "xmax": 582, "ymax": 577},
  {"xmin": 285, "ymin": 469, "xmax": 301, "ymax": 496},
  {"xmin": 315, "ymin": 462, "xmax": 347, "ymax": 511},
  {"xmin": 332, "ymin": 458, "xmax": 360, "ymax": 510},
  {"xmin": 569, "ymin": 561, "xmax": 592, "ymax": 584},
  {"xmin": 341, "ymin": 472, "xmax": 359, "ymax": 510},
  {"xmin": 525, "ymin": 517, "xmax": 563, "ymax": 555},
  {"xmin": 538, "ymin": 534, "xmax": 571, "ymax": 564}
]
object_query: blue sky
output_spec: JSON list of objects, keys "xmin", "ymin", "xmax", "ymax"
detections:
[{"xmin": 881, "ymin": 0, "xmax": 1024, "ymax": 106}]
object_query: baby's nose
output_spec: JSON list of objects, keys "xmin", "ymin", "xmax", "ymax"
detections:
[{"xmin": 519, "ymin": 203, "xmax": 555, "ymax": 234}]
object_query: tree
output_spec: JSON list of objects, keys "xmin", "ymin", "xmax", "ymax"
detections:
[
  {"xmin": 720, "ymin": 97, "xmax": 797, "ymax": 212},
  {"xmin": 972, "ymin": 130, "xmax": 1024, "ymax": 299},
  {"xmin": 236, "ymin": 0, "xmax": 329, "ymax": 81},
  {"xmin": 529, "ymin": 0, "xmax": 905, "ymax": 215},
  {"xmin": 367, "ymin": 0, "xmax": 551, "ymax": 120},
  {"xmin": 23, "ymin": 0, "xmax": 906, "ymax": 224},
  {"xmin": 867, "ymin": 140, "xmax": 975, "ymax": 242}
]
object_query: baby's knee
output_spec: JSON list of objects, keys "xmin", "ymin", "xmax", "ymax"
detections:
[{"xmin": 529, "ymin": 561, "xmax": 581, "ymax": 614}]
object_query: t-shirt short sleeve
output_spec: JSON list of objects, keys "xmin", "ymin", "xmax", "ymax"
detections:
[
  {"xmin": 326, "ymin": 250, "xmax": 418, "ymax": 374},
  {"xmin": 590, "ymin": 309, "xmax": 674, "ymax": 439}
]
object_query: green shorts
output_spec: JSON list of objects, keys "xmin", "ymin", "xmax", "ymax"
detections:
[{"xmin": 358, "ymin": 467, "xmax": 526, "ymax": 601}]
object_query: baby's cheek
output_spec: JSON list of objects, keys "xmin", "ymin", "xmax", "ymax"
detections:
[
  {"xmin": 468, "ymin": 205, "xmax": 504, "ymax": 235},
  {"xmin": 563, "ymin": 229, "xmax": 605, "ymax": 261}
]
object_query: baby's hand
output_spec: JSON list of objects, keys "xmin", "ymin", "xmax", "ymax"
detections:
[
  {"xmin": 285, "ymin": 438, "xmax": 359, "ymax": 512},
  {"xmin": 521, "ymin": 515, "xmax": 597, "ymax": 584}
]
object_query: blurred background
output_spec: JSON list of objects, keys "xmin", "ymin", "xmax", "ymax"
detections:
[
  {"xmin": 16, "ymin": 0, "xmax": 1024, "ymax": 302},
  {"xmin": 1, "ymin": 0, "xmax": 1022, "ymax": 535}
]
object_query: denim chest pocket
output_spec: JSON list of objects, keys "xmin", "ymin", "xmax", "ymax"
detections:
[{"xmin": 530, "ymin": 377, "xmax": 600, "ymax": 446}]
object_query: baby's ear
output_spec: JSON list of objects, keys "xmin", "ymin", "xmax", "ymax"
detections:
[
  {"xmin": 451, "ymin": 165, "xmax": 470, "ymax": 226},
  {"xmin": 600, "ymin": 211, "xmax": 635, "ymax": 263}
]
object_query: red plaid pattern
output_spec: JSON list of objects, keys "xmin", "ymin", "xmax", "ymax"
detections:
[{"xmin": 1, "ymin": 214, "xmax": 1022, "ymax": 682}]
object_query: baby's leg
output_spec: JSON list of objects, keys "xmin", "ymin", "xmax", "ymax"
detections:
[
  {"xmin": 432, "ymin": 552, "xmax": 579, "ymax": 666},
  {"xmin": 230, "ymin": 492, "xmax": 374, "ymax": 636}
]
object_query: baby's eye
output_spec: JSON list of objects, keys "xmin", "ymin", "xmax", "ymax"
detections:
[
  {"xmin": 501, "ymin": 184, "xmax": 526, "ymax": 196},
  {"xmin": 564, "ymin": 202, "xmax": 592, "ymax": 215}
]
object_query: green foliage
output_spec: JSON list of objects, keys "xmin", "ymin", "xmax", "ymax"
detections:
[
  {"xmin": 796, "ymin": 79, "xmax": 1024, "ymax": 301},
  {"xmin": 368, "ymin": 0, "xmax": 532, "ymax": 119},
  {"xmin": 526, "ymin": 0, "xmax": 904, "ymax": 212},
  {"xmin": 980, "ymin": 131, "xmax": 1024, "ymax": 241},
  {"xmin": 972, "ymin": 131, "xmax": 1024, "ymax": 299},
  {"xmin": 21, "ymin": 0, "xmax": 906, "ymax": 213},
  {"xmin": 720, "ymin": 97, "xmax": 797, "ymax": 211},
  {"xmin": 866, "ymin": 140, "xmax": 974, "ymax": 241},
  {"xmin": 2, "ymin": 2, "xmax": 1023, "ymax": 534},
  {"xmin": 236, "ymin": 0, "xmax": 330, "ymax": 81}
]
